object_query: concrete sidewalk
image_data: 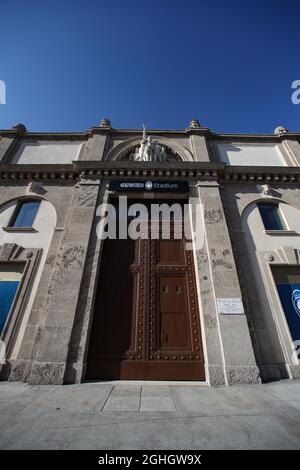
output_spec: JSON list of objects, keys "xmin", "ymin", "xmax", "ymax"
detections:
[{"xmin": 0, "ymin": 380, "xmax": 300, "ymax": 449}]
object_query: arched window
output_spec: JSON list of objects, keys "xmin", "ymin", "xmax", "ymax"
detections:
[
  {"xmin": 257, "ymin": 202, "xmax": 286, "ymax": 231},
  {"xmin": 8, "ymin": 199, "xmax": 40, "ymax": 229},
  {"xmin": 0, "ymin": 196, "xmax": 57, "ymax": 363}
]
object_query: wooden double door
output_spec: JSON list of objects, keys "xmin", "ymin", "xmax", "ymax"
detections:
[{"xmin": 86, "ymin": 199, "xmax": 205, "ymax": 381}]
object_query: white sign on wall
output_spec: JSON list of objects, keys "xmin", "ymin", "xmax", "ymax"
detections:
[{"xmin": 217, "ymin": 298, "xmax": 244, "ymax": 315}]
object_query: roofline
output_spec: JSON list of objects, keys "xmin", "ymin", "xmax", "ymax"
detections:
[{"xmin": 0, "ymin": 128, "xmax": 299, "ymax": 139}]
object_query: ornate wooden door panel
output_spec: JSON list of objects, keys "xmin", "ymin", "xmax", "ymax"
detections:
[
  {"xmin": 86, "ymin": 200, "xmax": 205, "ymax": 381},
  {"xmin": 145, "ymin": 235, "xmax": 205, "ymax": 380},
  {"xmin": 159, "ymin": 275, "xmax": 191, "ymax": 350},
  {"xmin": 86, "ymin": 237, "xmax": 148, "ymax": 379}
]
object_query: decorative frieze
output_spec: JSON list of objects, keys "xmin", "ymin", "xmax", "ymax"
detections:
[
  {"xmin": 222, "ymin": 169, "xmax": 300, "ymax": 184},
  {"xmin": 0, "ymin": 165, "xmax": 76, "ymax": 181},
  {"xmin": 0, "ymin": 162, "xmax": 299, "ymax": 184}
]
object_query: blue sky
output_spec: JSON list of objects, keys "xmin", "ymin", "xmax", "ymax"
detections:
[{"xmin": 0, "ymin": 0, "xmax": 299, "ymax": 133}]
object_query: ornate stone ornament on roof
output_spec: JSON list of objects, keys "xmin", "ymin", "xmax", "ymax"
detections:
[
  {"xmin": 274, "ymin": 126, "xmax": 288, "ymax": 136},
  {"xmin": 188, "ymin": 119, "xmax": 201, "ymax": 129},
  {"xmin": 12, "ymin": 123, "xmax": 27, "ymax": 132},
  {"xmin": 99, "ymin": 118, "xmax": 111, "ymax": 128}
]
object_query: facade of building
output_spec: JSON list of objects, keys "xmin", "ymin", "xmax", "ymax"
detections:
[{"xmin": 0, "ymin": 119, "xmax": 300, "ymax": 386}]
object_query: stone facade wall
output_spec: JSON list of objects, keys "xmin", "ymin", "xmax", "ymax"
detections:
[
  {"xmin": 0, "ymin": 124, "xmax": 299, "ymax": 385},
  {"xmin": 221, "ymin": 182, "xmax": 300, "ymax": 381}
]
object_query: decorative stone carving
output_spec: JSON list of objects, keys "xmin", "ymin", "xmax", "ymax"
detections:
[
  {"xmin": 62, "ymin": 246, "xmax": 85, "ymax": 269},
  {"xmin": 127, "ymin": 126, "xmax": 180, "ymax": 162},
  {"xmin": 274, "ymin": 126, "xmax": 288, "ymax": 136},
  {"xmin": 188, "ymin": 119, "xmax": 201, "ymax": 129},
  {"xmin": 204, "ymin": 209, "xmax": 224, "ymax": 224},
  {"xmin": 260, "ymin": 184, "xmax": 272, "ymax": 196},
  {"xmin": 26, "ymin": 181, "xmax": 47, "ymax": 195},
  {"xmin": 99, "ymin": 118, "xmax": 111, "ymax": 128}
]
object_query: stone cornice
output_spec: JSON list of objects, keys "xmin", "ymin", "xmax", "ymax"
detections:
[
  {"xmin": 0, "ymin": 130, "xmax": 90, "ymax": 139},
  {"xmin": 76, "ymin": 161, "xmax": 222, "ymax": 180},
  {"xmin": 1, "ymin": 128, "xmax": 299, "ymax": 140},
  {"xmin": 75, "ymin": 162, "xmax": 300, "ymax": 184},
  {"xmin": 0, "ymin": 164, "xmax": 76, "ymax": 181},
  {"xmin": 209, "ymin": 133, "xmax": 300, "ymax": 142},
  {"xmin": 221, "ymin": 165, "xmax": 300, "ymax": 183},
  {"xmin": 0, "ymin": 162, "xmax": 300, "ymax": 184}
]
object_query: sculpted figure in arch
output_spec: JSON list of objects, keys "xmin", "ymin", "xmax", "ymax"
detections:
[{"xmin": 130, "ymin": 125, "xmax": 175, "ymax": 162}]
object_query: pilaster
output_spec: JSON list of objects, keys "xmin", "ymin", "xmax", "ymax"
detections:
[
  {"xmin": 24, "ymin": 181, "xmax": 99, "ymax": 384},
  {"xmin": 198, "ymin": 181, "xmax": 261, "ymax": 385}
]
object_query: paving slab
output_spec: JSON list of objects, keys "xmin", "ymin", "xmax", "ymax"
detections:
[
  {"xmin": 0, "ymin": 380, "xmax": 300, "ymax": 449},
  {"xmin": 171, "ymin": 383, "xmax": 298, "ymax": 416},
  {"xmin": 140, "ymin": 386, "xmax": 176, "ymax": 412},
  {"xmin": 22, "ymin": 383, "xmax": 113, "ymax": 415},
  {"xmin": 102, "ymin": 385, "xmax": 141, "ymax": 412},
  {"xmin": 265, "ymin": 381, "xmax": 300, "ymax": 413}
]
